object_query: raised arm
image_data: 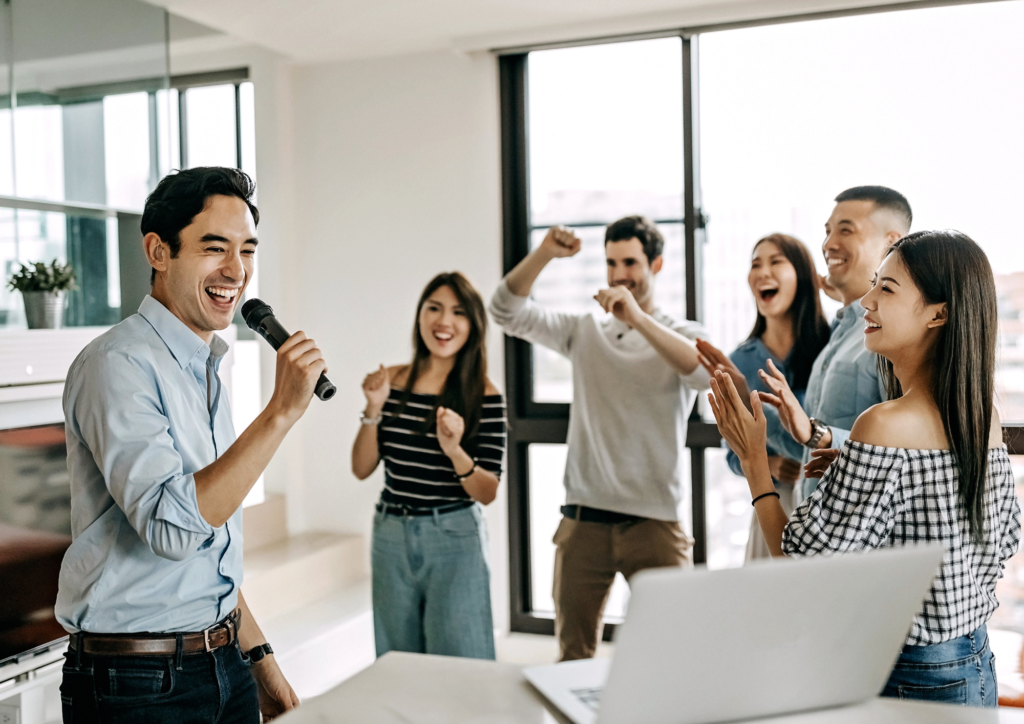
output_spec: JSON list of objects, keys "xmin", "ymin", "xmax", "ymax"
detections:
[
  {"xmin": 194, "ymin": 332, "xmax": 327, "ymax": 527},
  {"xmin": 351, "ymin": 364, "xmax": 392, "ymax": 480},
  {"xmin": 490, "ymin": 227, "xmax": 585, "ymax": 357},
  {"xmin": 504, "ymin": 226, "xmax": 581, "ymax": 296}
]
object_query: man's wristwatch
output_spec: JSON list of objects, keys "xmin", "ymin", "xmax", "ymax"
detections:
[
  {"xmin": 246, "ymin": 643, "xmax": 274, "ymax": 664},
  {"xmin": 804, "ymin": 418, "xmax": 829, "ymax": 449}
]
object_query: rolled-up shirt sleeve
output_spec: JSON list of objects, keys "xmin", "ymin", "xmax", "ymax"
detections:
[{"xmin": 70, "ymin": 350, "xmax": 214, "ymax": 561}]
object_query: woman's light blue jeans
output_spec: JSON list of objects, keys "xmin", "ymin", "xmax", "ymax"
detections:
[
  {"xmin": 882, "ymin": 625, "xmax": 997, "ymax": 707},
  {"xmin": 371, "ymin": 503, "xmax": 495, "ymax": 660}
]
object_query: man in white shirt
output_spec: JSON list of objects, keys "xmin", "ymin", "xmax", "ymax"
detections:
[{"xmin": 489, "ymin": 216, "xmax": 710, "ymax": 661}]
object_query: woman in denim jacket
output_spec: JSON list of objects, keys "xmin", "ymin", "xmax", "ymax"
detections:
[{"xmin": 697, "ymin": 234, "xmax": 830, "ymax": 560}]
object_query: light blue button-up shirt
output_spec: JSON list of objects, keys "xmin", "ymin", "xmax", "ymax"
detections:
[
  {"xmin": 765, "ymin": 300, "xmax": 886, "ymax": 502},
  {"xmin": 56, "ymin": 295, "xmax": 243, "ymax": 634}
]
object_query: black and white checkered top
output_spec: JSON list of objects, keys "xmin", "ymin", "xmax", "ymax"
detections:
[{"xmin": 783, "ymin": 441, "xmax": 1020, "ymax": 646}]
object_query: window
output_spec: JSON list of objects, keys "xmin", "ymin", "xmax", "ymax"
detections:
[
  {"xmin": 501, "ymin": 0, "xmax": 1024, "ymax": 638},
  {"xmin": 527, "ymin": 39, "xmax": 684, "ymax": 403}
]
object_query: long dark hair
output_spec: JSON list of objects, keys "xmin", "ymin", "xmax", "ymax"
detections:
[
  {"xmin": 747, "ymin": 234, "xmax": 831, "ymax": 390},
  {"xmin": 877, "ymin": 230, "xmax": 997, "ymax": 543},
  {"xmin": 395, "ymin": 272, "xmax": 488, "ymax": 438}
]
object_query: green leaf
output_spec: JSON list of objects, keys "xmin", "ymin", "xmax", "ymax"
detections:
[{"xmin": 6, "ymin": 259, "xmax": 77, "ymax": 292}]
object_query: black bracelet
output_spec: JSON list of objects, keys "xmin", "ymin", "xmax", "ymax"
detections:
[
  {"xmin": 454, "ymin": 459, "xmax": 478, "ymax": 481},
  {"xmin": 751, "ymin": 491, "xmax": 781, "ymax": 507}
]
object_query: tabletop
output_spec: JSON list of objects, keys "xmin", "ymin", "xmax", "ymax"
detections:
[{"xmin": 276, "ymin": 651, "xmax": 1024, "ymax": 724}]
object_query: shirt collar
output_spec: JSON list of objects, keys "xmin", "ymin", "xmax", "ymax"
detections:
[
  {"xmin": 138, "ymin": 295, "xmax": 228, "ymax": 369},
  {"xmin": 835, "ymin": 299, "xmax": 866, "ymax": 324}
]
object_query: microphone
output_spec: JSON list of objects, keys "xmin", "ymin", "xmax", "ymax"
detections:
[{"xmin": 241, "ymin": 298, "xmax": 337, "ymax": 401}]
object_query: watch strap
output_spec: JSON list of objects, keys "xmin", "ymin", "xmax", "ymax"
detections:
[
  {"xmin": 247, "ymin": 642, "xmax": 274, "ymax": 663},
  {"xmin": 805, "ymin": 418, "xmax": 828, "ymax": 449}
]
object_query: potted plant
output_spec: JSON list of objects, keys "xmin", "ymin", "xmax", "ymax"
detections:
[{"xmin": 6, "ymin": 259, "xmax": 76, "ymax": 329}]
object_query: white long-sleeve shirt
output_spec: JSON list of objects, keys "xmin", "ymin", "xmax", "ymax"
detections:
[{"xmin": 490, "ymin": 280, "xmax": 710, "ymax": 522}]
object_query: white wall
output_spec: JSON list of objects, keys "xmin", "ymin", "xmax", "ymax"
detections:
[{"xmin": 287, "ymin": 50, "xmax": 509, "ymax": 630}]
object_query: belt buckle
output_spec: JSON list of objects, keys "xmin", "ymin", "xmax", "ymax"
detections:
[{"xmin": 204, "ymin": 627, "xmax": 213, "ymax": 653}]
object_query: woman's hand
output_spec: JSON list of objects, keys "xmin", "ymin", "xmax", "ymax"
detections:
[
  {"xmin": 361, "ymin": 365, "xmax": 390, "ymax": 414},
  {"xmin": 757, "ymin": 358, "xmax": 816, "ymax": 446},
  {"xmin": 804, "ymin": 448, "xmax": 840, "ymax": 479},
  {"xmin": 708, "ymin": 370, "xmax": 768, "ymax": 467},
  {"xmin": 436, "ymin": 406, "xmax": 465, "ymax": 458},
  {"xmin": 695, "ymin": 339, "xmax": 751, "ymax": 410}
]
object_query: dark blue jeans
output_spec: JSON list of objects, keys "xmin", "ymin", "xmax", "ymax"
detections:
[
  {"xmin": 882, "ymin": 625, "xmax": 997, "ymax": 707},
  {"xmin": 60, "ymin": 640, "xmax": 259, "ymax": 723}
]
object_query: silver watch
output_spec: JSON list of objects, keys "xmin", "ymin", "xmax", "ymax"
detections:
[
  {"xmin": 804, "ymin": 417, "xmax": 828, "ymax": 449},
  {"xmin": 360, "ymin": 411, "xmax": 383, "ymax": 426}
]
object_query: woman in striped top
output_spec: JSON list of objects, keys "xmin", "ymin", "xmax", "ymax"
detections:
[
  {"xmin": 351, "ymin": 272, "xmax": 506, "ymax": 660},
  {"xmin": 710, "ymin": 231, "xmax": 1019, "ymax": 707}
]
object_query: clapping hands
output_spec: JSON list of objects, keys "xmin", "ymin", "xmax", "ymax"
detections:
[{"xmin": 707, "ymin": 369, "xmax": 768, "ymax": 466}]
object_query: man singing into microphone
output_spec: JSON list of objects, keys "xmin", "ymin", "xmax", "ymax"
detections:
[{"xmin": 58, "ymin": 168, "xmax": 323, "ymax": 722}]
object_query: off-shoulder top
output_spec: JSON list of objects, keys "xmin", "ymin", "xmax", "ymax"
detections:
[{"xmin": 783, "ymin": 441, "xmax": 1020, "ymax": 646}]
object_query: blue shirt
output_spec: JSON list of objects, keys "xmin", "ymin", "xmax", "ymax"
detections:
[
  {"xmin": 764, "ymin": 300, "xmax": 886, "ymax": 502},
  {"xmin": 724, "ymin": 337, "xmax": 806, "ymax": 480},
  {"xmin": 56, "ymin": 296, "xmax": 243, "ymax": 634}
]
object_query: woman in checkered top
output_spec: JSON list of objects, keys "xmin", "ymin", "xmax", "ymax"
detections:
[{"xmin": 709, "ymin": 230, "xmax": 1020, "ymax": 708}]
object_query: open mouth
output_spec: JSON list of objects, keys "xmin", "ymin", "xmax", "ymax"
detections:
[
  {"xmin": 864, "ymin": 319, "xmax": 882, "ymax": 334},
  {"xmin": 827, "ymin": 257, "xmax": 846, "ymax": 270},
  {"xmin": 759, "ymin": 287, "xmax": 779, "ymax": 303},
  {"xmin": 433, "ymin": 331, "xmax": 453, "ymax": 343},
  {"xmin": 205, "ymin": 286, "xmax": 239, "ymax": 308}
]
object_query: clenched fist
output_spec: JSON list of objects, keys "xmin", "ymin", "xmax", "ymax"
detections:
[
  {"xmin": 435, "ymin": 406, "xmax": 465, "ymax": 457},
  {"xmin": 540, "ymin": 226, "xmax": 582, "ymax": 259},
  {"xmin": 362, "ymin": 365, "xmax": 390, "ymax": 415}
]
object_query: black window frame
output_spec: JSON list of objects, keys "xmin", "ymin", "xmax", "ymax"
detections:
[{"xmin": 499, "ymin": 11, "xmax": 1024, "ymax": 639}]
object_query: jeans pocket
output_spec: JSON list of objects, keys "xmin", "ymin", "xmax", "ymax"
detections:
[
  {"xmin": 438, "ymin": 509, "xmax": 480, "ymax": 537},
  {"xmin": 99, "ymin": 659, "xmax": 175, "ymax": 706},
  {"xmin": 897, "ymin": 679, "xmax": 968, "ymax": 705}
]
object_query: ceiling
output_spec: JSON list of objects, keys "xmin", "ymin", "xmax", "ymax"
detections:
[{"xmin": 149, "ymin": 0, "xmax": 925, "ymax": 64}]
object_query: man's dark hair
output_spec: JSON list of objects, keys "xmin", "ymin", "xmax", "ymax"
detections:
[
  {"xmin": 604, "ymin": 215, "xmax": 664, "ymax": 264},
  {"xmin": 834, "ymin": 185, "xmax": 912, "ymax": 231},
  {"xmin": 142, "ymin": 167, "xmax": 259, "ymax": 283}
]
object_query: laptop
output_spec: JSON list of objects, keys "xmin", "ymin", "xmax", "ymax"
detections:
[{"xmin": 524, "ymin": 544, "xmax": 945, "ymax": 724}]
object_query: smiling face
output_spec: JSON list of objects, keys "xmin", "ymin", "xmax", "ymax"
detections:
[
  {"xmin": 147, "ymin": 194, "xmax": 257, "ymax": 342},
  {"xmin": 418, "ymin": 284, "xmax": 471, "ymax": 360},
  {"xmin": 605, "ymin": 237, "xmax": 662, "ymax": 311},
  {"xmin": 861, "ymin": 251, "xmax": 947, "ymax": 360},
  {"xmin": 748, "ymin": 240, "xmax": 798, "ymax": 320},
  {"xmin": 822, "ymin": 200, "xmax": 902, "ymax": 305}
]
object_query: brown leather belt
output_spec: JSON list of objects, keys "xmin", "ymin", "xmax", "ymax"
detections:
[{"xmin": 69, "ymin": 610, "xmax": 239, "ymax": 657}]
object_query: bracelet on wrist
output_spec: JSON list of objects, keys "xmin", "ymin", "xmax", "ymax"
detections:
[
  {"xmin": 751, "ymin": 491, "xmax": 781, "ymax": 507},
  {"xmin": 360, "ymin": 410, "xmax": 383, "ymax": 426},
  {"xmin": 804, "ymin": 417, "xmax": 828, "ymax": 449},
  {"xmin": 454, "ymin": 459, "xmax": 479, "ymax": 481}
]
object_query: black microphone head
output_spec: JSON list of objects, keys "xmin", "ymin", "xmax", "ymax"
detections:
[{"xmin": 241, "ymin": 298, "xmax": 274, "ymax": 331}]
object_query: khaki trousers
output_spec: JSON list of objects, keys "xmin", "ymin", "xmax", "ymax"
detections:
[{"xmin": 552, "ymin": 515, "xmax": 693, "ymax": 661}]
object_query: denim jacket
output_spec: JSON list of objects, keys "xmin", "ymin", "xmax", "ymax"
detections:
[
  {"xmin": 768, "ymin": 300, "xmax": 886, "ymax": 501},
  {"xmin": 724, "ymin": 337, "xmax": 806, "ymax": 482}
]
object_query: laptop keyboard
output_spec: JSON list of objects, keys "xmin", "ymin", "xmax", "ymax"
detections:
[{"xmin": 571, "ymin": 686, "xmax": 604, "ymax": 711}]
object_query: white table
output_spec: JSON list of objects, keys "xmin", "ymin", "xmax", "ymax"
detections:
[{"xmin": 277, "ymin": 651, "xmax": 1024, "ymax": 723}]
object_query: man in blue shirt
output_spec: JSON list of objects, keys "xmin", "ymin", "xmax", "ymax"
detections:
[
  {"xmin": 58, "ymin": 168, "xmax": 326, "ymax": 723},
  {"xmin": 758, "ymin": 186, "xmax": 912, "ymax": 500},
  {"xmin": 699, "ymin": 186, "xmax": 911, "ymax": 503}
]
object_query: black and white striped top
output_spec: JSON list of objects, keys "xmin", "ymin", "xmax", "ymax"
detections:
[
  {"xmin": 784, "ymin": 441, "xmax": 1020, "ymax": 646},
  {"xmin": 377, "ymin": 389, "xmax": 507, "ymax": 509}
]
